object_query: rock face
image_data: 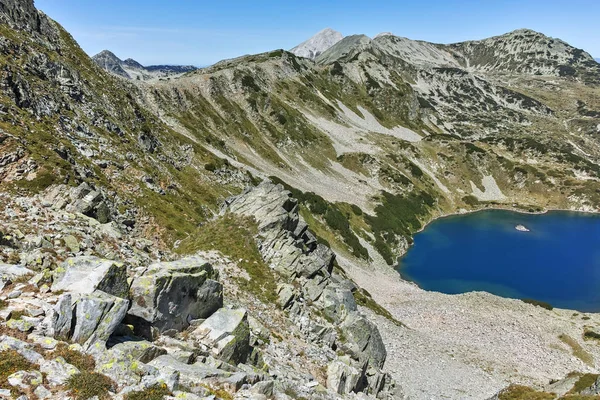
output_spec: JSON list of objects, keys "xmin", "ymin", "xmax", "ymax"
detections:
[
  {"xmin": 291, "ymin": 28, "xmax": 344, "ymax": 60},
  {"xmin": 227, "ymin": 181, "xmax": 393, "ymax": 397},
  {"xmin": 51, "ymin": 256, "xmax": 129, "ymax": 299},
  {"xmin": 127, "ymin": 256, "xmax": 222, "ymax": 339}
]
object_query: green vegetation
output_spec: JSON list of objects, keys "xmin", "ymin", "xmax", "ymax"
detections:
[
  {"xmin": 0, "ymin": 299, "xmax": 7, "ymax": 310},
  {"xmin": 124, "ymin": 384, "xmax": 172, "ymax": 400},
  {"xmin": 522, "ymin": 298, "xmax": 553, "ymax": 310},
  {"xmin": 53, "ymin": 343, "xmax": 96, "ymax": 371},
  {"xmin": 177, "ymin": 214, "xmax": 278, "ymax": 303},
  {"xmin": 367, "ymin": 191, "xmax": 435, "ymax": 265},
  {"xmin": 353, "ymin": 288, "xmax": 405, "ymax": 327},
  {"xmin": 569, "ymin": 373, "xmax": 600, "ymax": 394},
  {"xmin": 584, "ymin": 330, "xmax": 600, "ymax": 341},
  {"xmin": 497, "ymin": 384, "xmax": 554, "ymax": 400},
  {"xmin": 0, "ymin": 350, "xmax": 35, "ymax": 392},
  {"xmin": 66, "ymin": 371, "xmax": 116, "ymax": 400},
  {"xmin": 270, "ymin": 176, "xmax": 369, "ymax": 259},
  {"xmin": 560, "ymin": 334, "xmax": 594, "ymax": 366}
]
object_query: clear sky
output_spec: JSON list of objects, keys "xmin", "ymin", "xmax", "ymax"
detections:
[{"xmin": 35, "ymin": 0, "xmax": 599, "ymax": 67}]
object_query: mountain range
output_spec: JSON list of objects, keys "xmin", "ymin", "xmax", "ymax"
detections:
[
  {"xmin": 92, "ymin": 49, "xmax": 197, "ymax": 80},
  {"xmin": 2, "ymin": 1, "xmax": 600, "ymax": 398}
]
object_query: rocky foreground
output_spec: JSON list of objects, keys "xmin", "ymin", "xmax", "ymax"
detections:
[{"xmin": 0, "ymin": 182, "xmax": 403, "ymax": 399}]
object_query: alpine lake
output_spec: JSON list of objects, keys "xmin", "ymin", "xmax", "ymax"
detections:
[{"xmin": 397, "ymin": 210, "xmax": 600, "ymax": 312}]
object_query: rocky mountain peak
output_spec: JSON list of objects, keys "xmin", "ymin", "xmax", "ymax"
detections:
[
  {"xmin": 92, "ymin": 50, "xmax": 130, "ymax": 78},
  {"xmin": 290, "ymin": 27, "xmax": 344, "ymax": 60},
  {"xmin": 122, "ymin": 58, "xmax": 144, "ymax": 69}
]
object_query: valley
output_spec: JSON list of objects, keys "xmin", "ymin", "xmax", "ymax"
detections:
[{"xmin": 1, "ymin": 0, "xmax": 600, "ymax": 398}]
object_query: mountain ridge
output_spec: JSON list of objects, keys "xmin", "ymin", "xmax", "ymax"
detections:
[{"xmin": 92, "ymin": 49, "xmax": 197, "ymax": 80}]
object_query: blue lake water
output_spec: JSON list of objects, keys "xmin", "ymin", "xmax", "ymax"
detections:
[{"xmin": 397, "ymin": 210, "xmax": 600, "ymax": 312}]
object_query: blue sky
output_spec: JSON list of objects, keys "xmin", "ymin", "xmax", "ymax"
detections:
[{"xmin": 36, "ymin": 0, "xmax": 600, "ymax": 66}]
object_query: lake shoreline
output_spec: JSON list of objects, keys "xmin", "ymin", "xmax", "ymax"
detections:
[{"xmin": 397, "ymin": 204, "xmax": 600, "ymax": 312}]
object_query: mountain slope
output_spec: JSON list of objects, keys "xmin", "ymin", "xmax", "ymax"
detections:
[
  {"xmin": 290, "ymin": 27, "xmax": 343, "ymax": 59},
  {"xmin": 2, "ymin": 1, "xmax": 600, "ymax": 398}
]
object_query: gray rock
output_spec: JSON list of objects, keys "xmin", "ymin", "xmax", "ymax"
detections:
[
  {"xmin": 193, "ymin": 308, "xmax": 251, "ymax": 365},
  {"xmin": 63, "ymin": 235, "xmax": 80, "ymax": 253},
  {"xmin": 94, "ymin": 346, "xmax": 158, "ymax": 387},
  {"xmin": 277, "ymin": 284, "xmax": 295, "ymax": 309},
  {"xmin": 326, "ymin": 357, "xmax": 363, "ymax": 395},
  {"xmin": 148, "ymin": 354, "xmax": 234, "ymax": 389},
  {"xmin": 252, "ymin": 380, "xmax": 275, "ymax": 397},
  {"xmin": 7, "ymin": 369, "xmax": 43, "ymax": 389},
  {"xmin": 50, "ymin": 293, "xmax": 73, "ymax": 340},
  {"xmin": 127, "ymin": 256, "xmax": 221, "ymax": 339},
  {"xmin": 110, "ymin": 339, "xmax": 167, "ymax": 363},
  {"xmin": 34, "ymin": 385, "xmax": 52, "ymax": 399},
  {"xmin": 52, "ymin": 256, "xmax": 129, "ymax": 299},
  {"xmin": 40, "ymin": 357, "xmax": 80, "ymax": 386},
  {"xmin": 340, "ymin": 312, "xmax": 387, "ymax": 369},
  {"xmin": 71, "ymin": 291, "xmax": 129, "ymax": 349},
  {"xmin": 319, "ymin": 285, "xmax": 357, "ymax": 323},
  {"xmin": 0, "ymin": 264, "xmax": 33, "ymax": 281}
]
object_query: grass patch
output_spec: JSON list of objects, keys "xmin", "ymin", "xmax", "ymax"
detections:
[
  {"xmin": 567, "ymin": 373, "xmax": 600, "ymax": 394},
  {"xmin": 522, "ymin": 298, "xmax": 553, "ymax": 310},
  {"xmin": 124, "ymin": 384, "xmax": 172, "ymax": 400},
  {"xmin": 53, "ymin": 343, "xmax": 96, "ymax": 371},
  {"xmin": 353, "ymin": 288, "xmax": 405, "ymax": 327},
  {"xmin": 560, "ymin": 334, "xmax": 594, "ymax": 366},
  {"xmin": 200, "ymin": 384, "xmax": 233, "ymax": 400},
  {"xmin": 66, "ymin": 371, "xmax": 116, "ymax": 400},
  {"xmin": 498, "ymin": 384, "xmax": 554, "ymax": 400},
  {"xmin": 0, "ymin": 350, "xmax": 35, "ymax": 390},
  {"xmin": 584, "ymin": 330, "xmax": 600, "ymax": 341},
  {"xmin": 0, "ymin": 299, "xmax": 7, "ymax": 310},
  {"xmin": 177, "ymin": 213, "xmax": 278, "ymax": 303}
]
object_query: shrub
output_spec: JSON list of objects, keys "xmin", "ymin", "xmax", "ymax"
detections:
[
  {"xmin": 53, "ymin": 343, "xmax": 95, "ymax": 371},
  {"xmin": 497, "ymin": 384, "xmax": 554, "ymax": 400},
  {"xmin": 522, "ymin": 298, "xmax": 553, "ymax": 310},
  {"xmin": 66, "ymin": 371, "xmax": 116, "ymax": 400},
  {"xmin": 124, "ymin": 384, "xmax": 171, "ymax": 400},
  {"xmin": 0, "ymin": 350, "xmax": 35, "ymax": 390}
]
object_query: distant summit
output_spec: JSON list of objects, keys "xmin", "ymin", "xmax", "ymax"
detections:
[
  {"xmin": 290, "ymin": 28, "xmax": 343, "ymax": 60},
  {"xmin": 92, "ymin": 50, "xmax": 197, "ymax": 81}
]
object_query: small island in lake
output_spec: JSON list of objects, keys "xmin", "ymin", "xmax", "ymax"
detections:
[{"xmin": 515, "ymin": 224, "xmax": 530, "ymax": 232}]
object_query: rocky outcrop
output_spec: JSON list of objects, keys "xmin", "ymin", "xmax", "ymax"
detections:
[
  {"xmin": 226, "ymin": 181, "xmax": 395, "ymax": 397},
  {"xmin": 193, "ymin": 307, "xmax": 251, "ymax": 365},
  {"xmin": 126, "ymin": 256, "xmax": 222, "ymax": 340},
  {"xmin": 51, "ymin": 256, "xmax": 129, "ymax": 299},
  {"xmin": 44, "ymin": 292, "xmax": 129, "ymax": 350}
]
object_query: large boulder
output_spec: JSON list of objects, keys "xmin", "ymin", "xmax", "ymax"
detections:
[
  {"xmin": 44, "ymin": 292, "xmax": 129, "ymax": 350},
  {"xmin": 193, "ymin": 308, "xmax": 250, "ymax": 365},
  {"xmin": 339, "ymin": 312, "xmax": 387, "ymax": 369},
  {"xmin": 51, "ymin": 256, "xmax": 129, "ymax": 299},
  {"xmin": 127, "ymin": 256, "xmax": 222, "ymax": 340},
  {"xmin": 326, "ymin": 357, "xmax": 364, "ymax": 395},
  {"xmin": 148, "ymin": 354, "xmax": 234, "ymax": 389}
]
